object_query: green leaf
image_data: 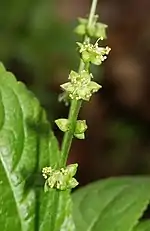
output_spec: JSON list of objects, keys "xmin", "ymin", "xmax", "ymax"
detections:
[
  {"xmin": 72, "ymin": 177, "xmax": 150, "ymax": 231},
  {"xmin": 0, "ymin": 63, "xmax": 75, "ymax": 231},
  {"xmin": 133, "ymin": 220, "xmax": 150, "ymax": 231}
]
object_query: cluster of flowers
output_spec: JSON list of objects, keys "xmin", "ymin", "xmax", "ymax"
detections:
[
  {"xmin": 42, "ymin": 15, "xmax": 111, "ymax": 191},
  {"xmin": 42, "ymin": 164, "xmax": 78, "ymax": 191}
]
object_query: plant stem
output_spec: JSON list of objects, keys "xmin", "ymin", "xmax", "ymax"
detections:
[
  {"xmin": 87, "ymin": 0, "xmax": 98, "ymax": 29},
  {"xmin": 60, "ymin": 0, "xmax": 98, "ymax": 167},
  {"xmin": 60, "ymin": 99, "xmax": 82, "ymax": 167}
]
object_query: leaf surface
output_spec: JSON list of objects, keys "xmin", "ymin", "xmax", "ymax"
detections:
[
  {"xmin": 133, "ymin": 220, "xmax": 150, "ymax": 231},
  {"xmin": 0, "ymin": 63, "xmax": 74, "ymax": 231},
  {"xmin": 72, "ymin": 177, "xmax": 150, "ymax": 231}
]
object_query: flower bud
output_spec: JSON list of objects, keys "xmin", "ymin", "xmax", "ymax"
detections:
[{"xmin": 55, "ymin": 118, "xmax": 69, "ymax": 132}]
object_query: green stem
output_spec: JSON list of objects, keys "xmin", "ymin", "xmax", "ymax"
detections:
[
  {"xmin": 87, "ymin": 0, "xmax": 98, "ymax": 29},
  {"xmin": 60, "ymin": 99, "xmax": 82, "ymax": 167},
  {"xmin": 60, "ymin": 0, "xmax": 98, "ymax": 167}
]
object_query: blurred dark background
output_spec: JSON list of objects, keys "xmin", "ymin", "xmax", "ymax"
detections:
[{"xmin": 1, "ymin": 0, "xmax": 150, "ymax": 186}]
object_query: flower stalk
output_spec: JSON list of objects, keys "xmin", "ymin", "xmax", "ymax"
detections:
[
  {"xmin": 43, "ymin": 0, "xmax": 110, "ymax": 191},
  {"xmin": 59, "ymin": 0, "xmax": 99, "ymax": 168}
]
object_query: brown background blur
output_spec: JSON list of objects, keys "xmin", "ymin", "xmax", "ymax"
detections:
[{"xmin": 1, "ymin": 0, "xmax": 150, "ymax": 186}]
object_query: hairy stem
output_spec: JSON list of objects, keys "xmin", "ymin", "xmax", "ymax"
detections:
[{"xmin": 60, "ymin": 0, "xmax": 98, "ymax": 167}]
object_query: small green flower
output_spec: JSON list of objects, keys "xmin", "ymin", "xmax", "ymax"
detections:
[
  {"xmin": 75, "ymin": 120, "xmax": 87, "ymax": 133},
  {"xmin": 74, "ymin": 120, "xmax": 88, "ymax": 139},
  {"xmin": 60, "ymin": 70, "xmax": 101, "ymax": 101},
  {"xmin": 55, "ymin": 118, "xmax": 87, "ymax": 139},
  {"xmin": 75, "ymin": 15, "xmax": 108, "ymax": 39},
  {"xmin": 42, "ymin": 167, "xmax": 53, "ymax": 179},
  {"xmin": 77, "ymin": 40, "xmax": 111, "ymax": 65},
  {"xmin": 55, "ymin": 118, "xmax": 69, "ymax": 132},
  {"xmin": 66, "ymin": 163, "xmax": 78, "ymax": 176},
  {"xmin": 74, "ymin": 18, "xmax": 87, "ymax": 35},
  {"xmin": 42, "ymin": 164, "xmax": 78, "ymax": 191},
  {"xmin": 94, "ymin": 22, "xmax": 108, "ymax": 40}
]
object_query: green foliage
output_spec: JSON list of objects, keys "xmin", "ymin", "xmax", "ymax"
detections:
[
  {"xmin": 1, "ymin": 62, "xmax": 150, "ymax": 231},
  {"xmin": 0, "ymin": 63, "xmax": 75, "ymax": 231},
  {"xmin": 72, "ymin": 177, "xmax": 150, "ymax": 231},
  {"xmin": 133, "ymin": 221, "xmax": 150, "ymax": 231},
  {"xmin": 1, "ymin": 1, "xmax": 150, "ymax": 231}
]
